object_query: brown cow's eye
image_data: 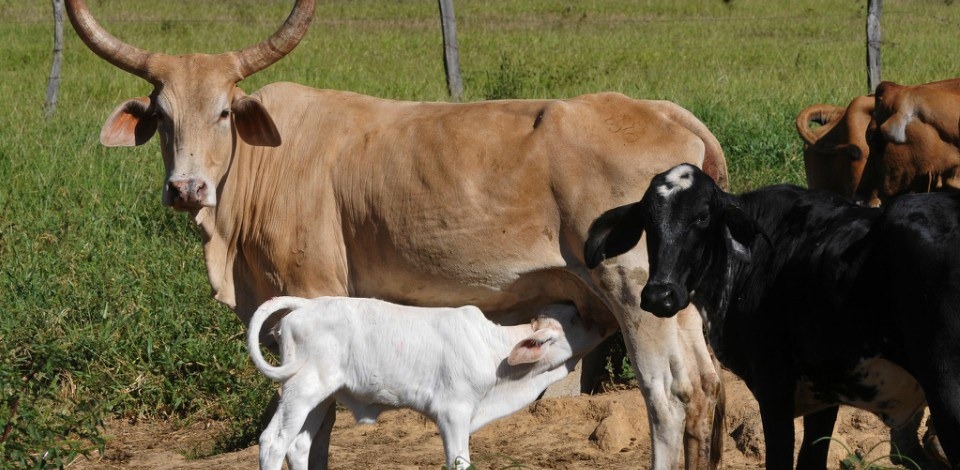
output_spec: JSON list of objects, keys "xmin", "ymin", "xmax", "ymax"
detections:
[{"xmin": 220, "ymin": 109, "xmax": 230, "ymax": 119}]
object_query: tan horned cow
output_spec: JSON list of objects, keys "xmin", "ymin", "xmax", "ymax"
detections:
[
  {"xmin": 796, "ymin": 95, "xmax": 874, "ymax": 198},
  {"xmin": 66, "ymin": 1, "xmax": 728, "ymax": 468},
  {"xmin": 858, "ymin": 79, "xmax": 960, "ymax": 206}
]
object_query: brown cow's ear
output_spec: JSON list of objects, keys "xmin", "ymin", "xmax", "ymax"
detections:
[
  {"xmin": 836, "ymin": 143, "xmax": 865, "ymax": 161},
  {"xmin": 233, "ymin": 96, "xmax": 281, "ymax": 147},
  {"xmin": 100, "ymin": 97, "xmax": 158, "ymax": 147}
]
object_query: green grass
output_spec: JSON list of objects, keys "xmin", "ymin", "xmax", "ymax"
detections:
[{"xmin": 2, "ymin": 0, "xmax": 960, "ymax": 465}]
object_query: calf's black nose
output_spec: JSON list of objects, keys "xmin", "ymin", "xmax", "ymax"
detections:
[{"xmin": 640, "ymin": 283, "xmax": 687, "ymax": 318}]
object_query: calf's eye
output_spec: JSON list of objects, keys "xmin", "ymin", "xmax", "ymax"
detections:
[{"xmin": 695, "ymin": 213, "xmax": 709, "ymax": 224}]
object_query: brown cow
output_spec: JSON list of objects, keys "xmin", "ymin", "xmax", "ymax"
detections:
[
  {"xmin": 66, "ymin": 1, "xmax": 728, "ymax": 468},
  {"xmin": 796, "ymin": 95, "xmax": 874, "ymax": 198},
  {"xmin": 798, "ymin": 92, "xmax": 949, "ymax": 467},
  {"xmin": 858, "ymin": 79, "xmax": 960, "ymax": 206}
]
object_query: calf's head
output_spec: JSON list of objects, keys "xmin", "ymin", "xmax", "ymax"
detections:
[
  {"xmin": 507, "ymin": 304, "xmax": 604, "ymax": 368},
  {"xmin": 584, "ymin": 164, "xmax": 761, "ymax": 318},
  {"xmin": 66, "ymin": 0, "xmax": 315, "ymax": 210}
]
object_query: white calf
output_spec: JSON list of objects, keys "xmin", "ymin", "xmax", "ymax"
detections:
[{"xmin": 247, "ymin": 296, "xmax": 605, "ymax": 470}]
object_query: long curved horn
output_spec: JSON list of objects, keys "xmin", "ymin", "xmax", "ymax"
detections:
[
  {"xmin": 235, "ymin": 0, "xmax": 316, "ymax": 78},
  {"xmin": 65, "ymin": 0, "xmax": 154, "ymax": 81}
]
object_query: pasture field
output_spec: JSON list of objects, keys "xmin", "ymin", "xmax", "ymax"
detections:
[{"xmin": 2, "ymin": 0, "xmax": 960, "ymax": 466}]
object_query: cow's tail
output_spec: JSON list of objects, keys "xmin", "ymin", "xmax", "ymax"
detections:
[
  {"xmin": 247, "ymin": 296, "xmax": 313, "ymax": 382},
  {"xmin": 796, "ymin": 104, "xmax": 845, "ymax": 147}
]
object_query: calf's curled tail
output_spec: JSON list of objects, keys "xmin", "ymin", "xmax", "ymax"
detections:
[{"xmin": 246, "ymin": 296, "xmax": 312, "ymax": 382}]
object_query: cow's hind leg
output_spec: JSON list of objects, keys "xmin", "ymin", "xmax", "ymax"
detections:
[
  {"xmin": 260, "ymin": 375, "xmax": 331, "ymax": 470},
  {"xmin": 307, "ymin": 399, "xmax": 336, "ymax": 470},
  {"xmin": 796, "ymin": 406, "xmax": 839, "ymax": 470},
  {"xmin": 913, "ymin": 357, "xmax": 960, "ymax": 467},
  {"xmin": 922, "ymin": 384, "xmax": 960, "ymax": 467},
  {"xmin": 900, "ymin": 299, "xmax": 960, "ymax": 468},
  {"xmin": 287, "ymin": 397, "xmax": 335, "ymax": 470},
  {"xmin": 888, "ymin": 409, "xmax": 931, "ymax": 467}
]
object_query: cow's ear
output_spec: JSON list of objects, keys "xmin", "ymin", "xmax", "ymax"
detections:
[
  {"xmin": 584, "ymin": 202, "xmax": 645, "ymax": 269},
  {"xmin": 721, "ymin": 203, "xmax": 763, "ymax": 263},
  {"xmin": 835, "ymin": 143, "xmax": 865, "ymax": 162},
  {"xmin": 507, "ymin": 329, "xmax": 559, "ymax": 365},
  {"xmin": 100, "ymin": 97, "xmax": 157, "ymax": 147},
  {"xmin": 233, "ymin": 95, "xmax": 281, "ymax": 147}
]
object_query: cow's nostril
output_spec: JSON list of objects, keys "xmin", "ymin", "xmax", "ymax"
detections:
[
  {"xmin": 659, "ymin": 294, "xmax": 676, "ymax": 311},
  {"xmin": 168, "ymin": 181, "xmax": 183, "ymax": 197},
  {"xmin": 640, "ymin": 283, "xmax": 685, "ymax": 318},
  {"xmin": 166, "ymin": 180, "xmax": 206, "ymax": 209}
]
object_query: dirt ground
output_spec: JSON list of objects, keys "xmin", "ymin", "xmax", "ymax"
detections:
[{"xmin": 69, "ymin": 369, "xmax": 936, "ymax": 469}]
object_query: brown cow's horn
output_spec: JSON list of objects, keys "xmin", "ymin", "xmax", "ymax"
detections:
[
  {"xmin": 65, "ymin": 0, "xmax": 154, "ymax": 81},
  {"xmin": 235, "ymin": 0, "xmax": 316, "ymax": 78}
]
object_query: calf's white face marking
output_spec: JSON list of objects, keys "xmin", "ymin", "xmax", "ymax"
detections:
[{"xmin": 657, "ymin": 164, "xmax": 695, "ymax": 198}]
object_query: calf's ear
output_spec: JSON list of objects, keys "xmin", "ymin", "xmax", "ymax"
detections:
[
  {"xmin": 507, "ymin": 329, "xmax": 559, "ymax": 365},
  {"xmin": 233, "ymin": 95, "xmax": 282, "ymax": 147},
  {"xmin": 100, "ymin": 97, "xmax": 158, "ymax": 147},
  {"xmin": 584, "ymin": 202, "xmax": 645, "ymax": 269},
  {"xmin": 722, "ymin": 204, "xmax": 763, "ymax": 263}
]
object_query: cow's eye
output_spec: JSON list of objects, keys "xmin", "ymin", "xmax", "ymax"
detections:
[
  {"xmin": 219, "ymin": 109, "xmax": 230, "ymax": 119},
  {"xmin": 694, "ymin": 213, "xmax": 709, "ymax": 226}
]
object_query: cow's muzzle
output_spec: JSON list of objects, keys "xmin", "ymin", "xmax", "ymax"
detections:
[
  {"xmin": 640, "ymin": 282, "xmax": 688, "ymax": 318},
  {"xmin": 167, "ymin": 178, "xmax": 208, "ymax": 211}
]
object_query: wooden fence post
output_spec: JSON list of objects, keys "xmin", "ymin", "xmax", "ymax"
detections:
[
  {"xmin": 44, "ymin": 0, "xmax": 64, "ymax": 118},
  {"xmin": 866, "ymin": 0, "xmax": 882, "ymax": 93},
  {"xmin": 438, "ymin": 0, "xmax": 463, "ymax": 102}
]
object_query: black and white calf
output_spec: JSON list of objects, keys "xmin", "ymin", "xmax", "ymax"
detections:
[
  {"xmin": 247, "ymin": 296, "xmax": 605, "ymax": 470},
  {"xmin": 584, "ymin": 163, "xmax": 960, "ymax": 469}
]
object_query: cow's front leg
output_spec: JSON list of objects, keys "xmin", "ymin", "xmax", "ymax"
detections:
[
  {"xmin": 436, "ymin": 406, "xmax": 473, "ymax": 470},
  {"xmin": 754, "ymin": 378, "xmax": 798, "ymax": 469},
  {"xmin": 796, "ymin": 405, "xmax": 839, "ymax": 470},
  {"xmin": 619, "ymin": 305, "xmax": 691, "ymax": 470},
  {"xmin": 593, "ymin": 253, "xmax": 712, "ymax": 470},
  {"xmin": 677, "ymin": 305, "xmax": 724, "ymax": 470}
]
